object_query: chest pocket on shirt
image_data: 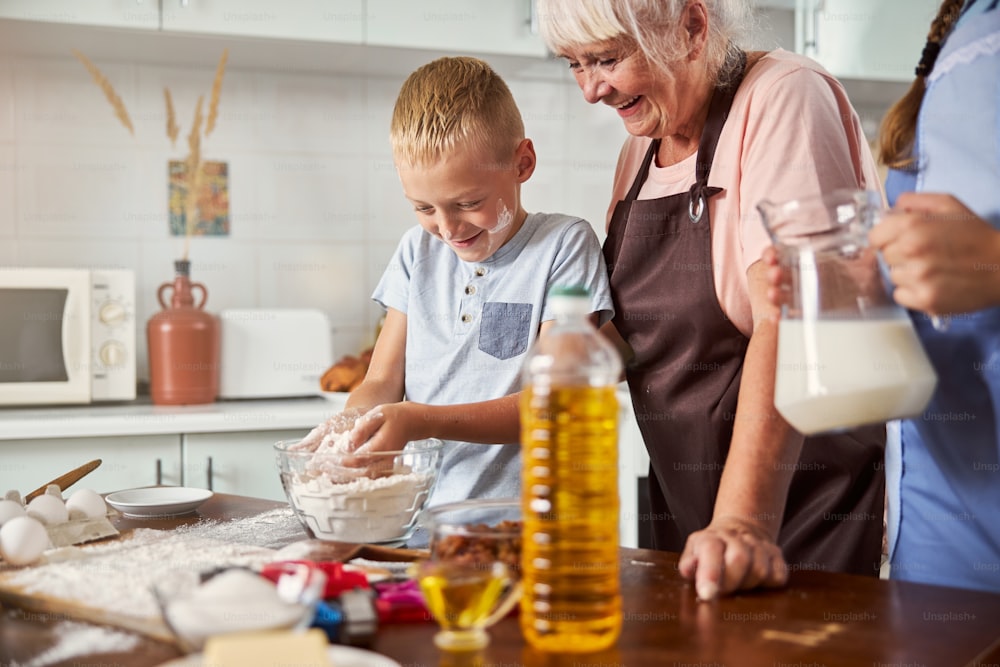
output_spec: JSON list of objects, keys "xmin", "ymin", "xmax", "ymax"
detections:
[{"xmin": 479, "ymin": 302, "xmax": 532, "ymax": 360}]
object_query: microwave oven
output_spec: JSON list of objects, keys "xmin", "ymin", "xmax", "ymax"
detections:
[{"xmin": 0, "ymin": 267, "xmax": 137, "ymax": 405}]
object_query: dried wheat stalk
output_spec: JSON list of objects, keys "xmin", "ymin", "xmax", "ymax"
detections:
[
  {"xmin": 182, "ymin": 95, "xmax": 205, "ymax": 259},
  {"xmin": 164, "ymin": 88, "xmax": 179, "ymax": 147},
  {"xmin": 204, "ymin": 48, "xmax": 228, "ymax": 136},
  {"xmin": 72, "ymin": 50, "xmax": 134, "ymax": 135}
]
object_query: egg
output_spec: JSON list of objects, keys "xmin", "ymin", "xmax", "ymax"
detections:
[
  {"xmin": 0, "ymin": 515, "xmax": 50, "ymax": 565},
  {"xmin": 65, "ymin": 488, "xmax": 107, "ymax": 520},
  {"xmin": 0, "ymin": 499, "xmax": 26, "ymax": 527},
  {"xmin": 25, "ymin": 494, "xmax": 69, "ymax": 525}
]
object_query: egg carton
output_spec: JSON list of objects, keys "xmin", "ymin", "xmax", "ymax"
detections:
[{"xmin": 3, "ymin": 486, "xmax": 119, "ymax": 548}]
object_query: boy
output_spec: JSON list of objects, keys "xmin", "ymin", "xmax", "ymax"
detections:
[{"xmin": 345, "ymin": 56, "xmax": 613, "ymax": 506}]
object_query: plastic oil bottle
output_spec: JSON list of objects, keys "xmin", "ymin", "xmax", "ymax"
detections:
[{"xmin": 520, "ymin": 285, "xmax": 622, "ymax": 652}]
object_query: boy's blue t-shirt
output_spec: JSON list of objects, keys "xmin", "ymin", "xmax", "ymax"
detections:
[{"xmin": 373, "ymin": 211, "xmax": 614, "ymax": 509}]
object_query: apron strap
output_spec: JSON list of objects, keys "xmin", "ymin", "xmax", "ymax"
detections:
[
  {"xmin": 688, "ymin": 49, "xmax": 748, "ymax": 222},
  {"xmin": 619, "ymin": 48, "xmax": 749, "ymax": 220}
]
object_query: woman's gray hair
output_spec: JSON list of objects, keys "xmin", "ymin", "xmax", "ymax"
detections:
[{"xmin": 538, "ymin": 0, "xmax": 754, "ymax": 85}]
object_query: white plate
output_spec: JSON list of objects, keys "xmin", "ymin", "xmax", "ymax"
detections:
[
  {"xmin": 158, "ymin": 644, "xmax": 401, "ymax": 667},
  {"xmin": 105, "ymin": 487, "xmax": 214, "ymax": 518}
]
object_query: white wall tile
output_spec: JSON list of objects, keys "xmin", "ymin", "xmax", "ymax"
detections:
[
  {"xmin": 522, "ymin": 159, "xmax": 569, "ymax": 220},
  {"xmin": 134, "ymin": 63, "xmax": 257, "ymax": 154},
  {"xmin": 566, "ymin": 97, "xmax": 628, "ymax": 166},
  {"xmin": 254, "ymin": 154, "xmax": 366, "ymax": 242},
  {"xmin": 0, "ymin": 61, "xmax": 13, "ymax": 142},
  {"xmin": 365, "ymin": 76, "xmax": 403, "ymax": 157},
  {"xmin": 15, "ymin": 238, "xmax": 140, "ymax": 272},
  {"xmin": 14, "ymin": 57, "xmax": 138, "ymax": 147},
  {"xmin": 565, "ymin": 168, "xmax": 615, "ymax": 243},
  {"xmin": 0, "ymin": 145, "xmax": 15, "ymax": 240},
  {"xmin": 257, "ymin": 242, "xmax": 369, "ymax": 327},
  {"xmin": 509, "ymin": 79, "xmax": 571, "ymax": 163},
  {"xmin": 255, "ymin": 72, "xmax": 366, "ymax": 155},
  {"xmin": 366, "ymin": 155, "xmax": 415, "ymax": 244},
  {"xmin": 15, "ymin": 144, "xmax": 144, "ymax": 237},
  {"xmin": 0, "ymin": 241, "xmax": 17, "ymax": 266}
]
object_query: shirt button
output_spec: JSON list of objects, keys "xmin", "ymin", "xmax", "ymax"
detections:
[
  {"xmin": 464, "ymin": 285, "xmax": 476, "ymax": 295},
  {"xmin": 461, "ymin": 314, "xmax": 473, "ymax": 323},
  {"xmin": 475, "ymin": 267, "xmax": 487, "ymax": 277}
]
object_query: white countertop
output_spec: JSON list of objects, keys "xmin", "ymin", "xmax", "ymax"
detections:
[{"xmin": 0, "ymin": 394, "xmax": 349, "ymax": 440}]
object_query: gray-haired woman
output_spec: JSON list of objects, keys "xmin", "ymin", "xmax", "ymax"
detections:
[{"xmin": 538, "ymin": 0, "xmax": 886, "ymax": 599}]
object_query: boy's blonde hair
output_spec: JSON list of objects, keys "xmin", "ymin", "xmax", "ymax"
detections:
[{"xmin": 391, "ymin": 56, "xmax": 525, "ymax": 168}]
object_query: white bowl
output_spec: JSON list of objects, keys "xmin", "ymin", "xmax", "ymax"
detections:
[{"xmin": 274, "ymin": 438, "xmax": 443, "ymax": 545}]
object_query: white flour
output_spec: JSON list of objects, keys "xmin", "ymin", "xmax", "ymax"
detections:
[
  {"xmin": 290, "ymin": 471, "xmax": 432, "ymax": 542},
  {"xmin": 2, "ymin": 508, "xmax": 304, "ymax": 623},
  {"xmin": 11, "ymin": 619, "xmax": 141, "ymax": 667}
]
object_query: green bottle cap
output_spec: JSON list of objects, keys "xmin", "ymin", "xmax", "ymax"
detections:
[{"xmin": 548, "ymin": 285, "xmax": 589, "ymax": 298}]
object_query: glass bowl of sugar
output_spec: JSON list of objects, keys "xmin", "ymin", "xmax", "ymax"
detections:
[{"xmin": 274, "ymin": 437, "xmax": 443, "ymax": 546}]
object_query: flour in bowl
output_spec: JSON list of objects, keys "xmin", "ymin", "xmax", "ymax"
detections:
[{"xmin": 288, "ymin": 469, "xmax": 433, "ymax": 543}]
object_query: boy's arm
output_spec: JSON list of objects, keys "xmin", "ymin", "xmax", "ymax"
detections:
[
  {"xmin": 346, "ymin": 307, "xmax": 407, "ymax": 412},
  {"xmin": 348, "ymin": 319, "xmax": 560, "ymax": 451}
]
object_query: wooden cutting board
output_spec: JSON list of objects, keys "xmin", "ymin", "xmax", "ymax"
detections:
[
  {"xmin": 0, "ymin": 528, "xmax": 278, "ymax": 645},
  {"xmin": 0, "ymin": 578, "xmax": 176, "ymax": 643},
  {"xmin": 0, "ymin": 533, "xmax": 426, "ymax": 645}
]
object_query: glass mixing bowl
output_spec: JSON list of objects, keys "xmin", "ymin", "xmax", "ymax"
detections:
[{"xmin": 274, "ymin": 438, "xmax": 443, "ymax": 545}]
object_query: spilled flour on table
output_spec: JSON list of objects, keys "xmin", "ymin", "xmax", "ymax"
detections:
[
  {"xmin": 1, "ymin": 507, "xmax": 304, "ymax": 622},
  {"xmin": 13, "ymin": 620, "xmax": 140, "ymax": 667}
]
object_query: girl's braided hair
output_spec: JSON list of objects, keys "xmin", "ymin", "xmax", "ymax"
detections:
[{"xmin": 877, "ymin": 0, "xmax": 966, "ymax": 168}]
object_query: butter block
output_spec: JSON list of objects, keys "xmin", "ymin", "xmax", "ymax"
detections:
[{"xmin": 203, "ymin": 628, "xmax": 331, "ymax": 667}]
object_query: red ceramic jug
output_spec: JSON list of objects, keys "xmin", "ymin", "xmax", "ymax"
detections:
[{"xmin": 147, "ymin": 259, "xmax": 220, "ymax": 405}]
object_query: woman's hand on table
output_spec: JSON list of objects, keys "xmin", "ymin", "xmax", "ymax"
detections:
[{"xmin": 678, "ymin": 516, "xmax": 788, "ymax": 600}]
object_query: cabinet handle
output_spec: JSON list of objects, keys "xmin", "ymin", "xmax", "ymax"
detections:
[
  {"xmin": 527, "ymin": 0, "xmax": 538, "ymax": 34},
  {"xmin": 156, "ymin": 458, "xmax": 162, "ymax": 485},
  {"xmin": 206, "ymin": 456, "xmax": 214, "ymax": 491},
  {"xmin": 180, "ymin": 0, "xmax": 189, "ymax": 7}
]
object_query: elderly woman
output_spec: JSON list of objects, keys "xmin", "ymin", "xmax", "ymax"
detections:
[{"xmin": 538, "ymin": 0, "xmax": 886, "ymax": 599}]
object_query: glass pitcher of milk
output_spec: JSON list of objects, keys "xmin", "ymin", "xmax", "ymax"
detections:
[{"xmin": 757, "ymin": 189, "xmax": 937, "ymax": 435}]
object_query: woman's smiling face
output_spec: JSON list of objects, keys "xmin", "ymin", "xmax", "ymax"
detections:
[
  {"xmin": 397, "ymin": 140, "xmax": 533, "ymax": 263},
  {"xmin": 559, "ymin": 38, "xmax": 708, "ymax": 141}
]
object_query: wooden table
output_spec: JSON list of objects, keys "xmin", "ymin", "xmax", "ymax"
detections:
[{"xmin": 1, "ymin": 493, "xmax": 998, "ymax": 667}]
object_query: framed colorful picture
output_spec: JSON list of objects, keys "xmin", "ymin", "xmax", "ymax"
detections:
[{"xmin": 168, "ymin": 160, "xmax": 230, "ymax": 236}]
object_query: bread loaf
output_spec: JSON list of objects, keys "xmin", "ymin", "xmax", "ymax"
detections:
[{"xmin": 320, "ymin": 347, "xmax": 373, "ymax": 392}]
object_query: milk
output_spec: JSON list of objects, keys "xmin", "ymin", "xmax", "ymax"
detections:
[{"xmin": 774, "ymin": 318, "xmax": 937, "ymax": 435}]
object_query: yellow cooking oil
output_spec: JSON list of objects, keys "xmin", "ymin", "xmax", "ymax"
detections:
[
  {"xmin": 417, "ymin": 561, "xmax": 509, "ymax": 631},
  {"xmin": 520, "ymin": 383, "xmax": 621, "ymax": 652}
]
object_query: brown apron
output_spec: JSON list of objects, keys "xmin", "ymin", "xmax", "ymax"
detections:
[{"xmin": 605, "ymin": 52, "xmax": 885, "ymax": 576}]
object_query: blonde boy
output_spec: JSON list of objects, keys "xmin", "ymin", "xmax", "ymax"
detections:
[{"xmin": 346, "ymin": 57, "xmax": 612, "ymax": 507}]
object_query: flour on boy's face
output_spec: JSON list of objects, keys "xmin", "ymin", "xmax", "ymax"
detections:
[{"xmin": 397, "ymin": 144, "xmax": 524, "ymax": 263}]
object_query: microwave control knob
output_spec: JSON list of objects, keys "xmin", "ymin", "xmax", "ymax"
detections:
[
  {"xmin": 100, "ymin": 341, "xmax": 127, "ymax": 367},
  {"xmin": 99, "ymin": 301, "xmax": 127, "ymax": 326}
]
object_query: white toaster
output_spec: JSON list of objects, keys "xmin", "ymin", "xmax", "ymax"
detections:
[{"xmin": 217, "ymin": 309, "xmax": 333, "ymax": 399}]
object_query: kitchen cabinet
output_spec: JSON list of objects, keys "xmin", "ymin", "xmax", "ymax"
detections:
[
  {"xmin": 0, "ymin": 398, "xmax": 339, "ymax": 501},
  {"xmin": 366, "ymin": 0, "xmax": 548, "ymax": 58},
  {"xmin": 0, "ymin": 435, "xmax": 181, "ymax": 496},
  {"xmin": 801, "ymin": 0, "xmax": 941, "ymax": 81},
  {"xmin": 0, "ymin": 0, "xmax": 158, "ymax": 30},
  {"xmin": 159, "ymin": 0, "xmax": 363, "ymax": 44},
  {"xmin": 183, "ymin": 429, "xmax": 308, "ymax": 502}
]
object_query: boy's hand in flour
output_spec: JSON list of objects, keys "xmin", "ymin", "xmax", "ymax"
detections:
[{"xmin": 348, "ymin": 402, "xmax": 426, "ymax": 453}]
